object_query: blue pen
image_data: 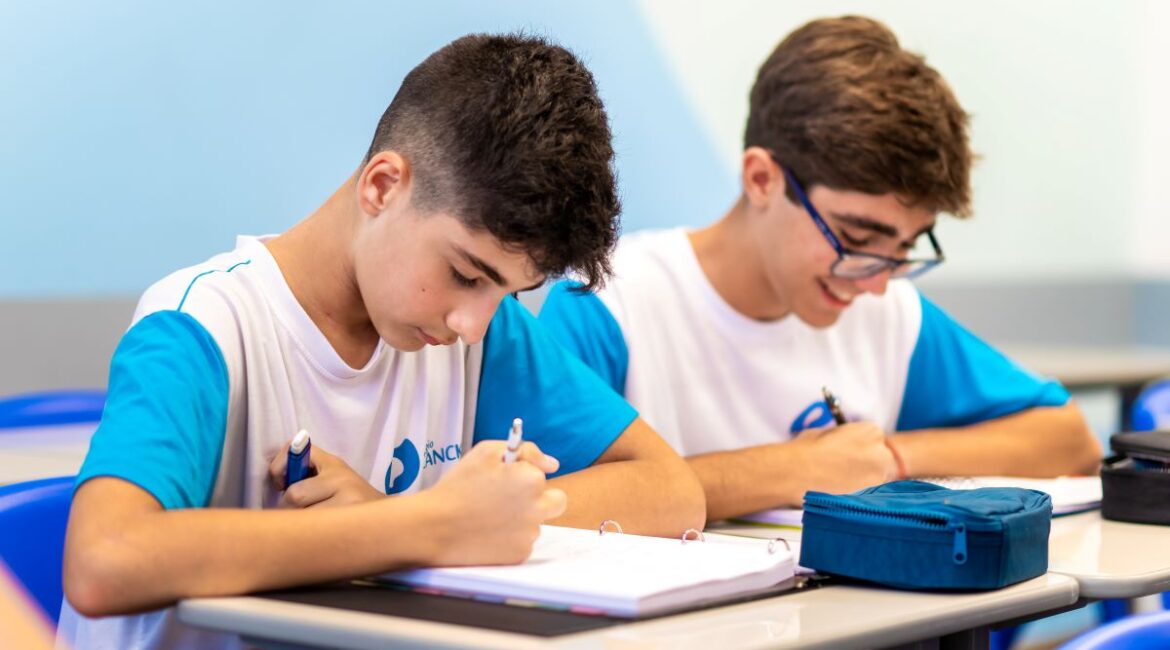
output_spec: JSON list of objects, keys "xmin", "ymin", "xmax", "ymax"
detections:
[{"xmin": 285, "ymin": 429, "xmax": 312, "ymax": 487}]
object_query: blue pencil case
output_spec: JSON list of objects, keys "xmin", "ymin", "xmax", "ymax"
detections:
[{"xmin": 799, "ymin": 480, "xmax": 1052, "ymax": 590}]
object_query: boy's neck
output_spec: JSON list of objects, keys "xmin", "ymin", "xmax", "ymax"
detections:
[
  {"xmin": 688, "ymin": 198, "xmax": 791, "ymax": 322},
  {"xmin": 266, "ymin": 175, "xmax": 382, "ymax": 369}
]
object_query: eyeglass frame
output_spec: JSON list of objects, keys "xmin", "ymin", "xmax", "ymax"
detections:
[{"xmin": 774, "ymin": 158, "xmax": 945, "ymax": 280}]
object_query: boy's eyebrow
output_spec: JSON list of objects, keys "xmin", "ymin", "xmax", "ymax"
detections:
[
  {"xmin": 456, "ymin": 245, "xmax": 546, "ymax": 292},
  {"xmin": 455, "ymin": 246, "xmax": 506, "ymax": 287},
  {"xmin": 828, "ymin": 212, "xmax": 934, "ymax": 242}
]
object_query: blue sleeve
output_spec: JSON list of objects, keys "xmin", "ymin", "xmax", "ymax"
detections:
[
  {"xmin": 537, "ymin": 280, "xmax": 629, "ymax": 394},
  {"xmin": 474, "ymin": 296, "xmax": 638, "ymax": 477},
  {"xmin": 77, "ymin": 310, "xmax": 230, "ymax": 509},
  {"xmin": 896, "ymin": 294, "xmax": 1069, "ymax": 431}
]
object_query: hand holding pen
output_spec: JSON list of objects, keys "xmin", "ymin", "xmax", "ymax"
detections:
[
  {"xmin": 423, "ymin": 420, "xmax": 567, "ymax": 566},
  {"xmin": 821, "ymin": 385, "xmax": 907, "ymax": 480},
  {"xmin": 270, "ymin": 430, "xmax": 383, "ymax": 507}
]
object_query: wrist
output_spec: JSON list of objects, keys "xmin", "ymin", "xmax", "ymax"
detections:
[
  {"xmin": 382, "ymin": 491, "xmax": 447, "ymax": 567},
  {"xmin": 778, "ymin": 440, "xmax": 814, "ymax": 506},
  {"xmin": 884, "ymin": 437, "xmax": 909, "ymax": 479}
]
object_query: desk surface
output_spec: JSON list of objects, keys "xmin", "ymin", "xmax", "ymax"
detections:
[
  {"xmin": 1048, "ymin": 510, "xmax": 1170, "ymax": 599},
  {"xmin": 178, "ymin": 574, "xmax": 1077, "ymax": 650},
  {"xmin": 1002, "ymin": 345, "xmax": 1170, "ymax": 390}
]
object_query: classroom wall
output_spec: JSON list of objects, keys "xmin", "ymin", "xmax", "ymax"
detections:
[{"xmin": 2, "ymin": 1, "xmax": 1168, "ymax": 394}]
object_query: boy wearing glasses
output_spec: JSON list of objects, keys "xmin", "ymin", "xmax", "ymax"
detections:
[{"xmin": 538, "ymin": 16, "xmax": 1102, "ymax": 521}]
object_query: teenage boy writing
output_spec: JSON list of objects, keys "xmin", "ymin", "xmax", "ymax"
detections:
[
  {"xmin": 539, "ymin": 16, "xmax": 1102, "ymax": 522},
  {"xmin": 60, "ymin": 33, "xmax": 705, "ymax": 649}
]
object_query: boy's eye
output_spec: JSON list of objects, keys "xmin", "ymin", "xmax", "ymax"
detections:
[
  {"xmin": 839, "ymin": 231, "xmax": 874, "ymax": 248},
  {"xmin": 450, "ymin": 267, "xmax": 478, "ymax": 288}
]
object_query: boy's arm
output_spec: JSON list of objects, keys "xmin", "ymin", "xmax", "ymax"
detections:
[
  {"xmin": 64, "ymin": 441, "xmax": 565, "ymax": 617},
  {"xmin": 688, "ymin": 422, "xmax": 896, "ymax": 521},
  {"xmin": 888, "ymin": 401, "xmax": 1102, "ymax": 478},
  {"xmin": 689, "ymin": 404, "xmax": 1102, "ymax": 522},
  {"xmin": 546, "ymin": 417, "xmax": 706, "ymax": 537}
]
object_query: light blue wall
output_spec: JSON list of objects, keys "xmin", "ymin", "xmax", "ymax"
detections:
[{"xmin": 0, "ymin": 1, "xmax": 733, "ymax": 298}]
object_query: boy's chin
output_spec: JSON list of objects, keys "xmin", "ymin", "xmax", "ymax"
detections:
[{"xmin": 380, "ymin": 327, "xmax": 428, "ymax": 353}]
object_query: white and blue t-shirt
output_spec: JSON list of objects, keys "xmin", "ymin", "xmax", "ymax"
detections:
[
  {"xmin": 58, "ymin": 235, "xmax": 636, "ymax": 650},
  {"xmin": 539, "ymin": 228, "xmax": 1067, "ymax": 457}
]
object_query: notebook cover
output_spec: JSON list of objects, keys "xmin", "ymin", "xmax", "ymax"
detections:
[{"xmin": 259, "ymin": 576, "xmax": 804, "ymax": 637}]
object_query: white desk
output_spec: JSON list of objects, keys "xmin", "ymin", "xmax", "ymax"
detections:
[
  {"xmin": 719, "ymin": 508, "xmax": 1170, "ymax": 602},
  {"xmin": 1048, "ymin": 510, "xmax": 1170, "ymax": 599},
  {"xmin": 0, "ymin": 422, "xmax": 93, "ymax": 485},
  {"xmin": 177, "ymin": 574, "xmax": 1078, "ymax": 650}
]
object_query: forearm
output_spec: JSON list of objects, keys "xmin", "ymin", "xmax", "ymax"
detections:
[
  {"xmin": 65, "ymin": 481, "xmax": 442, "ymax": 616},
  {"xmin": 688, "ymin": 443, "xmax": 810, "ymax": 521},
  {"xmin": 549, "ymin": 456, "xmax": 705, "ymax": 537},
  {"xmin": 893, "ymin": 402, "xmax": 1103, "ymax": 478}
]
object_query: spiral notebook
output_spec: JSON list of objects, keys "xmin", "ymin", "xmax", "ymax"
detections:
[
  {"xmin": 375, "ymin": 524, "xmax": 795, "ymax": 618},
  {"xmin": 731, "ymin": 475, "xmax": 1103, "ymax": 528}
]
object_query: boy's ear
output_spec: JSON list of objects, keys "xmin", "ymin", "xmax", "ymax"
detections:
[
  {"xmin": 741, "ymin": 147, "xmax": 782, "ymax": 209},
  {"xmin": 356, "ymin": 151, "xmax": 413, "ymax": 216}
]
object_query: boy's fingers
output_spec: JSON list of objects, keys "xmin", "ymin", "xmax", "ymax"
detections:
[
  {"xmin": 516, "ymin": 442, "xmax": 559, "ymax": 474},
  {"xmin": 537, "ymin": 488, "xmax": 568, "ymax": 521},
  {"xmin": 279, "ymin": 476, "xmax": 333, "ymax": 509},
  {"xmin": 268, "ymin": 444, "xmax": 291, "ymax": 490}
]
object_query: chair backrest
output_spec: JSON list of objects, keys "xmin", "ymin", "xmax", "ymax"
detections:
[
  {"xmin": 0, "ymin": 476, "xmax": 75, "ymax": 624},
  {"xmin": 1059, "ymin": 611, "xmax": 1170, "ymax": 650},
  {"xmin": 0, "ymin": 390, "xmax": 105, "ymax": 429},
  {"xmin": 1131, "ymin": 379, "xmax": 1170, "ymax": 432}
]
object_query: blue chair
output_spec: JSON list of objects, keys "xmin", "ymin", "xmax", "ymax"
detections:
[
  {"xmin": 1058, "ymin": 611, "xmax": 1170, "ymax": 649},
  {"xmin": 1131, "ymin": 379, "xmax": 1170, "ymax": 433},
  {"xmin": 0, "ymin": 476, "xmax": 75, "ymax": 624},
  {"xmin": 1129, "ymin": 379, "xmax": 1170, "ymax": 611},
  {"xmin": 0, "ymin": 389, "xmax": 105, "ymax": 429}
]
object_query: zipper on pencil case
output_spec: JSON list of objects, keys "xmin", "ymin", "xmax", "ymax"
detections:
[{"xmin": 803, "ymin": 496, "xmax": 968, "ymax": 565}]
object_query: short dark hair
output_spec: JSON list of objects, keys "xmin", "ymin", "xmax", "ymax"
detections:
[
  {"xmin": 364, "ymin": 33, "xmax": 620, "ymax": 290},
  {"xmin": 745, "ymin": 16, "xmax": 973, "ymax": 217}
]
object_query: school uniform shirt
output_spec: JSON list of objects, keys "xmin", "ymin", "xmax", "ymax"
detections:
[
  {"xmin": 538, "ymin": 227, "xmax": 1068, "ymax": 458},
  {"xmin": 57, "ymin": 235, "xmax": 635, "ymax": 650}
]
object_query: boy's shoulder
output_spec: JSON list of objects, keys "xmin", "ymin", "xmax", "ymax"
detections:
[
  {"xmin": 135, "ymin": 236, "xmax": 266, "ymax": 316},
  {"xmin": 130, "ymin": 236, "xmax": 273, "ymax": 349},
  {"xmin": 599, "ymin": 228, "xmax": 693, "ymax": 296}
]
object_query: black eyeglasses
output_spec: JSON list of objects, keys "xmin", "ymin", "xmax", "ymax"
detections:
[{"xmin": 778, "ymin": 163, "xmax": 945, "ymax": 280}]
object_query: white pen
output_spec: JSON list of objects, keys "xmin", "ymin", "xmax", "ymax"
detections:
[{"xmin": 503, "ymin": 417, "xmax": 524, "ymax": 463}]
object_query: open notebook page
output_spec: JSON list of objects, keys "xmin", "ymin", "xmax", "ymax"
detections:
[
  {"xmin": 731, "ymin": 475, "xmax": 1102, "ymax": 527},
  {"xmin": 377, "ymin": 525, "xmax": 794, "ymax": 618}
]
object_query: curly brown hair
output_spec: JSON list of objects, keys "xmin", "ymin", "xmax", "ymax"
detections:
[
  {"xmin": 745, "ymin": 16, "xmax": 973, "ymax": 217},
  {"xmin": 364, "ymin": 33, "xmax": 620, "ymax": 290}
]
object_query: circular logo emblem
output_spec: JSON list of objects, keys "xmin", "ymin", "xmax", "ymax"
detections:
[
  {"xmin": 385, "ymin": 439, "xmax": 420, "ymax": 495},
  {"xmin": 790, "ymin": 401, "xmax": 834, "ymax": 434}
]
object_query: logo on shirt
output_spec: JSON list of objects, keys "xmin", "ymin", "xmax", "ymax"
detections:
[
  {"xmin": 384, "ymin": 439, "xmax": 464, "ymax": 495},
  {"xmin": 386, "ymin": 439, "xmax": 420, "ymax": 495},
  {"xmin": 790, "ymin": 400, "xmax": 834, "ymax": 434},
  {"xmin": 422, "ymin": 440, "xmax": 462, "ymax": 468}
]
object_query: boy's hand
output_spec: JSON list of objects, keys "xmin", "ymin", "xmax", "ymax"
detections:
[
  {"xmin": 269, "ymin": 443, "xmax": 384, "ymax": 508},
  {"xmin": 420, "ymin": 440, "xmax": 566, "ymax": 567},
  {"xmin": 791, "ymin": 421, "xmax": 898, "ymax": 494}
]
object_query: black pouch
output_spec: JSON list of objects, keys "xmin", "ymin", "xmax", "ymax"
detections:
[{"xmin": 1100, "ymin": 431, "xmax": 1170, "ymax": 525}]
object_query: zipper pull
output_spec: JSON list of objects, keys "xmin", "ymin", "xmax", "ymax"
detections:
[{"xmin": 951, "ymin": 523, "xmax": 968, "ymax": 565}]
